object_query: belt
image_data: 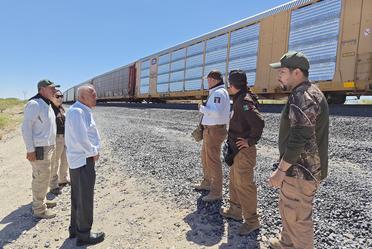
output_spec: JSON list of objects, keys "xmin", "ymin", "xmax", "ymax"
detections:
[
  {"xmin": 56, "ymin": 134, "xmax": 64, "ymax": 137},
  {"xmin": 203, "ymin": 124, "xmax": 226, "ymax": 128}
]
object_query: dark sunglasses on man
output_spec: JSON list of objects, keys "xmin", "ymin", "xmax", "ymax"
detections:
[{"xmin": 55, "ymin": 95, "xmax": 63, "ymax": 99}]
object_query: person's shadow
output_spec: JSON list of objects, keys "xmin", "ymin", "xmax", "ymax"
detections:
[
  {"xmin": 219, "ymin": 219, "xmax": 261, "ymax": 249},
  {"xmin": 183, "ymin": 190, "xmax": 224, "ymax": 246},
  {"xmin": 0, "ymin": 203, "xmax": 39, "ymax": 248}
]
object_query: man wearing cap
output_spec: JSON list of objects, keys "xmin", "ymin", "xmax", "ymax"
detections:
[
  {"xmin": 220, "ymin": 70, "xmax": 264, "ymax": 235},
  {"xmin": 268, "ymin": 51, "xmax": 329, "ymax": 249},
  {"xmin": 21, "ymin": 79, "xmax": 59, "ymax": 219},
  {"xmin": 194, "ymin": 70, "xmax": 230, "ymax": 202}
]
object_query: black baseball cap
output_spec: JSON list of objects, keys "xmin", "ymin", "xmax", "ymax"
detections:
[
  {"xmin": 228, "ymin": 69, "xmax": 247, "ymax": 87},
  {"xmin": 205, "ymin": 70, "xmax": 223, "ymax": 81},
  {"xmin": 270, "ymin": 51, "xmax": 310, "ymax": 71},
  {"xmin": 37, "ymin": 79, "xmax": 60, "ymax": 90}
]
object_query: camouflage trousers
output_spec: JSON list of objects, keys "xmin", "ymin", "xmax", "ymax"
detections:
[
  {"xmin": 279, "ymin": 176, "xmax": 318, "ymax": 249},
  {"xmin": 50, "ymin": 134, "xmax": 69, "ymax": 189},
  {"xmin": 201, "ymin": 125, "xmax": 227, "ymax": 196},
  {"xmin": 30, "ymin": 145, "xmax": 55, "ymax": 215}
]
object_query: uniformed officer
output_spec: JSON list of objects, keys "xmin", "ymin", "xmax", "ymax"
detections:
[
  {"xmin": 194, "ymin": 70, "xmax": 230, "ymax": 202},
  {"xmin": 21, "ymin": 79, "xmax": 59, "ymax": 219},
  {"xmin": 49, "ymin": 89, "xmax": 69, "ymax": 194},
  {"xmin": 268, "ymin": 51, "xmax": 329, "ymax": 249},
  {"xmin": 219, "ymin": 69, "xmax": 264, "ymax": 235}
]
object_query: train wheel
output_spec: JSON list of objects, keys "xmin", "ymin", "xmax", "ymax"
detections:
[
  {"xmin": 151, "ymin": 99, "xmax": 166, "ymax": 103},
  {"xmin": 326, "ymin": 93, "xmax": 346, "ymax": 104}
]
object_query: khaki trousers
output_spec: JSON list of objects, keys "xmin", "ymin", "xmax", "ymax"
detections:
[
  {"xmin": 279, "ymin": 176, "xmax": 318, "ymax": 249},
  {"xmin": 50, "ymin": 135, "xmax": 69, "ymax": 189},
  {"xmin": 201, "ymin": 125, "xmax": 227, "ymax": 196},
  {"xmin": 30, "ymin": 145, "xmax": 55, "ymax": 215},
  {"xmin": 229, "ymin": 146, "xmax": 259, "ymax": 226}
]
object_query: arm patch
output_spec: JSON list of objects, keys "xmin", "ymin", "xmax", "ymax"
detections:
[
  {"xmin": 243, "ymin": 103, "xmax": 255, "ymax": 111},
  {"xmin": 214, "ymin": 97, "xmax": 221, "ymax": 103}
]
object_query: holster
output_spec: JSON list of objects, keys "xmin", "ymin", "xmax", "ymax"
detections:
[{"xmin": 223, "ymin": 141, "xmax": 238, "ymax": 166}]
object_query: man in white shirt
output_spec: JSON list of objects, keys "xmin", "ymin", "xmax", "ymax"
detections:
[
  {"xmin": 65, "ymin": 85, "xmax": 105, "ymax": 246},
  {"xmin": 21, "ymin": 79, "xmax": 59, "ymax": 219},
  {"xmin": 194, "ymin": 70, "xmax": 230, "ymax": 202}
]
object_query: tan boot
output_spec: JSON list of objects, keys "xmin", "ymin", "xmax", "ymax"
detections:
[
  {"xmin": 202, "ymin": 193, "xmax": 222, "ymax": 202},
  {"xmin": 193, "ymin": 180, "xmax": 210, "ymax": 191},
  {"xmin": 46, "ymin": 200, "xmax": 57, "ymax": 209},
  {"xmin": 269, "ymin": 238, "xmax": 282, "ymax": 249},
  {"xmin": 238, "ymin": 222, "xmax": 260, "ymax": 236},
  {"xmin": 33, "ymin": 209, "xmax": 56, "ymax": 219},
  {"xmin": 220, "ymin": 204, "xmax": 243, "ymax": 221}
]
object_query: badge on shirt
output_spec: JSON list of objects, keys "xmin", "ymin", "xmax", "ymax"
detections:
[
  {"xmin": 243, "ymin": 104, "xmax": 254, "ymax": 112},
  {"xmin": 214, "ymin": 97, "xmax": 221, "ymax": 103}
]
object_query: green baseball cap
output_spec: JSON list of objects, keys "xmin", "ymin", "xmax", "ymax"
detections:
[
  {"xmin": 270, "ymin": 51, "xmax": 310, "ymax": 71},
  {"xmin": 37, "ymin": 79, "xmax": 60, "ymax": 90}
]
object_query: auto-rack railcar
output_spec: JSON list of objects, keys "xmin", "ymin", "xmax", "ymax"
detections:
[{"xmin": 64, "ymin": 0, "xmax": 372, "ymax": 104}]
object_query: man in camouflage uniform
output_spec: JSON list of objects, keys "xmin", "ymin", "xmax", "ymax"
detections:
[
  {"xmin": 268, "ymin": 51, "xmax": 329, "ymax": 249},
  {"xmin": 220, "ymin": 70, "xmax": 264, "ymax": 235}
]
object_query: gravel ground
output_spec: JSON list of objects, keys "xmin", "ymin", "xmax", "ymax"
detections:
[{"xmin": 94, "ymin": 105, "xmax": 372, "ymax": 249}]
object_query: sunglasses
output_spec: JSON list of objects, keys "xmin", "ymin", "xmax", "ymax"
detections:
[{"xmin": 55, "ymin": 95, "xmax": 63, "ymax": 98}]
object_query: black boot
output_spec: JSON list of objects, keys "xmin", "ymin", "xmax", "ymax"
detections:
[{"xmin": 76, "ymin": 232, "xmax": 105, "ymax": 246}]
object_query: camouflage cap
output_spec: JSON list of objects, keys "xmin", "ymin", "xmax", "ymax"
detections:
[
  {"xmin": 37, "ymin": 79, "xmax": 60, "ymax": 90},
  {"xmin": 270, "ymin": 51, "xmax": 310, "ymax": 71}
]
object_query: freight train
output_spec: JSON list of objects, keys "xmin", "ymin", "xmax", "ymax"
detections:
[{"xmin": 63, "ymin": 0, "xmax": 372, "ymax": 104}]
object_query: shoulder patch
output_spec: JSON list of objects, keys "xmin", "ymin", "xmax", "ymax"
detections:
[
  {"xmin": 243, "ymin": 103, "xmax": 255, "ymax": 112},
  {"xmin": 244, "ymin": 95, "xmax": 253, "ymax": 102},
  {"xmin": 244, "ymin": 93, "xmax": 258, "ymax": 105},
  {"xmin": 214, "ymin": 97, "xmax": 221, "ymax": 103},
  {"xmin": 242, "ymin": 93, "xmax": 258, "ymax": 112}
]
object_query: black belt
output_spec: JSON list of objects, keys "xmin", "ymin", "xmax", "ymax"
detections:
[{"xmin": 203, "ymin": 124, "xmax": 226, "ymax": 128}]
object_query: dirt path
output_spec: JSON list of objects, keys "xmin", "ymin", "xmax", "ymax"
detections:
[
  {"xmin": 0, "ymin": 129, "xmax": 192, "ymax": 249},
  {"xmin": 0, "ymin": 129, "xmax": 260, "ymax": 249}
]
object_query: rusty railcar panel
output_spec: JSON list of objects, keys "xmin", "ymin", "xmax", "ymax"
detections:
[
  {"xmin": 92, "ymin": 66, "xmax": 132, "ymax": 100},
  {"xmin": 128, "ymin": 65, "xmax": 136, "ymax": 97}
]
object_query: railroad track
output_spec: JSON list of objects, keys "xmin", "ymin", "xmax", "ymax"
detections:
[{"xmin": 96, "ymin": 102, "xmax": 372, "ymax": 117}]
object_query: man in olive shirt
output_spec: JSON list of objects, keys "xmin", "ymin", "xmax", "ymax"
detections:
[
  {"xmin": 268, "ymin": 51, "xmax": 329, "ymax": 249},
  {"xmin": 220, "ymin": 70, "xmax": 264, "ymax": 236}
]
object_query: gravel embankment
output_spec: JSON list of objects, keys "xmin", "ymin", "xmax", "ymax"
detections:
[{"xmin": 94, "ymin": 106, "xmax": 372, "ymax": 249}]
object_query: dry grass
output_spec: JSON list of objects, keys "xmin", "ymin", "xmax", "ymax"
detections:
[{"xmin": 0, "ymin": 98, "xmax": 25, "ymax": 140}]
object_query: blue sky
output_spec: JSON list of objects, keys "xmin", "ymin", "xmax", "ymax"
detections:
[{"xmin": 0, "ymin": 0, "xmax": 291, "ymax": 99}]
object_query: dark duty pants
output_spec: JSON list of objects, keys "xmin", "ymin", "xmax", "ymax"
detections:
[{"xmin": 69, "ymin": 157, "xmax": 96, "ymax": 240}]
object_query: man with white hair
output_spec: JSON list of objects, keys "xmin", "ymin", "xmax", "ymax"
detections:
[{"xmin": 65, "ymin": 85, "xmax": 105, "ymax": 246}]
